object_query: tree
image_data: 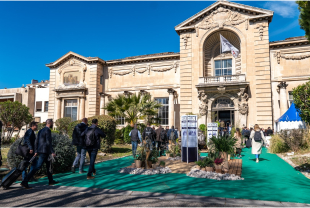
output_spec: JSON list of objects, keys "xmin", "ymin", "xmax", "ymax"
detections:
[
  {"xmin": 0, "ymin": 101, "xmax": 33, "ymax": 142},
  {"xmin": 104, "ymin": 93, "xmax": 162, "ymax": 125},
  {"xmin": 292, "ymin": 79, "xmax": 310, "ymax": 124},
  {"xmin": 55, "ymin": 117, "xmax": 72, "ymax": 135},
  {"xmin": 297, "ymin": 1, "xmax": 310, "ymax": 41}
]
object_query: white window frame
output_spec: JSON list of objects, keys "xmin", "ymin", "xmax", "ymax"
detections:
[{"xmin": 155, "ymin": 97, "xmax": 169, "ymax": 125}]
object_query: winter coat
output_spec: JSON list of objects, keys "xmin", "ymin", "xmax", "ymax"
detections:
[
  {"xmin": 35, "ymin": 127, "xmax": 54, "ymax": 154},
  {"xmin": 24, "ymin": 128, "xmax": 36, "ymax": 150},
  {"xmin": 234, "ymin": 132, "xmax": 242, "ymax": 148},
  {"xmin": 250, "ymin": 130, "xmax": 267, "ymax": 154},
  {"xmin": 81, "ymin": 124, "xmax": 106, "ymax": 150},
  {"xmin": 155, "ymin": 127, "xmax": 165, "ymax": 142},
  {"xmin": 72, "ymin": 122, "xmax": 88, "ymax": 146},
  {"xmin": 142, "ymin": 127, "xmax": 155, "ymax": 141},
  {"xmin": 167, "ymin": 129, "xmax": 178, "ymax": 140}
]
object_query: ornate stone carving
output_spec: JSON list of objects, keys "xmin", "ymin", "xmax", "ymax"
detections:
[
  {"xmin": 198, "ymin": 91, "xmax": 208, "ymax": 116},
  {"xmin": 109, "ymin": 67, "xmax": 113, "ymax": 78},
  {"xmin": 274, "ymin": 51, "xmax": 281, "ymax": 64},
  {"xmin": 139, "ymin": 90, "xmax": 150, "ymax": 96},
  {"xmin": 83, "ymin": 64, "xmax": 87, "ymax": 82},
  {"xmin": 167, "ymin": 88, "xmax": 175, "ymax": 95},
  {"xmin": 69, "ymin": 59, "xmax": 75, "ymax": 66},
  {"xmin": 151, "ymin": 61, "xmax": 178, "ymax": 73},
  {"xmin": 274, "ymin": 52, "xmax": 310, "ymax": 64},
  {"xmin": 196, "ymin": 7, "xmax": 249, "ymax": 37},
  {"xmin": 181, "ymin": 34, "xmax": 190, "ymax": 49},
  {"xmin": 237, "ymin": 88, "xmax": 249, "ymax": 115},
  {"xmin": 55, "ymin": 82, "xmax": 86, "ymax": 91},
  {"xmin": 124, "ymin": 91, "xmax": 132, "ymax": 97},
  {"xmin": 277, "ymin": 81, "xmax": 288, "ymax": 89},
  {"xmin": 131, "ymin": 66, "xmax": 135, "ymax": 76},
  {"xmin": 217, "ymin": 86, "xmax": 226, "ymax": 94},
  {"xmin": 256, "ymin": 23, "xmax": 264, "ymax": 40}
]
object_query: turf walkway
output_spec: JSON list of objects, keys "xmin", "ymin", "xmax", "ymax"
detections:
[{"xmin": 31, "ymin": 148, "xmax": 310, "ymax": 204}]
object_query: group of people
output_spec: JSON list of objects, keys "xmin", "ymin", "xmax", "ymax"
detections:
[
  {"xmin": 218, "ymin": 120, "xmax": 232, "ymax": 137},
  {"xmin": 17, "ymin": 118, "xmax": 106, "ymax": 189},
  {"xmin": 129, "ymin": 123, "xmax": 179, "ymax": 159}
]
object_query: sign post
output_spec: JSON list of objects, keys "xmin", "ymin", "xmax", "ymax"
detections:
[{"xmin": 181, "ymin": 115, "xmax": 198, "ymax": 163}]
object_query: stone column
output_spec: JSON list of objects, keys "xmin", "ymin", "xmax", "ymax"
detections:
[
  {"xmin": 56, "ymin": 98, "xmax": 62, "ymax": 120},
  {"xmin": 99, "ymin": 93, "xmax": 105, "ymax": 115},
  {"xmin": 79, "ymin": 97, "xmax": 85, "ymax": 119},
  {"xmin": 207, "ymin": 99, "xmax": 213, "ymax": 124},
  {"xmin": 168, "ymin": 89, "xmax": 175, "ymax": 127},
  {"xmin": 278, "ymin": 82, "xmax": 288, "ymax": 116}
]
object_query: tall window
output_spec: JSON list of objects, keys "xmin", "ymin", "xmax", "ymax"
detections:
[
  {"xmin": 155, "ymin": 98, "xmax": 169, "ymax": 125},
  {"xmin": 288, "ymin": 91, "xmax": 293, "ymax": 107},
  {"xmin": 115, "ymin": 116, "xmax": 125, "ymax": 125},
  {"xmin": 214, "ymin": 59, "xmax": 232, "ymax": 76},
  {"xmin": 36, "ymin": 101, "xmax": 42, "ymax": 112},
  {"xmin": 44, "ymin": 101, "xmax": 49, "ymax": 112},
  {"xmin": 64, "ymin": 99, "xmax": 78, "ymax": 121}
]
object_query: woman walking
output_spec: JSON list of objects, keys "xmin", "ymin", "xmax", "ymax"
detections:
[
  {"xmin": 250, "ymin": 124, "xmax": 268, "ymax": 163},
  {"xmin": 234, "ymin": 128, "xmax": 242, "ymax": 156}
]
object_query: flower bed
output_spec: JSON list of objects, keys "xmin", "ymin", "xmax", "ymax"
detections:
[
  {"xmin": 187, "ymin": 169, "xmax": 244, "ymax": 181},
  {"xmin": 118, "ymin": 167, "xmax": 172, "ymax": 175}
]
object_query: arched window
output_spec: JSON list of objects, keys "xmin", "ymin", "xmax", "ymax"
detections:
[{"xmin": 212, "ymin": 98, "xmax": 234, "ymax": 109}]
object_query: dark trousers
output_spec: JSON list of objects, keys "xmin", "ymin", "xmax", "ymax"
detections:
[
  {"xmin": 156, "ymin": 141, "xmax": 162, "ymax": 155},
  {"xmin": 22, "ymin": 156, "xmax": 37, "ymax": 180},
  {"xmin": 244, "ymin": 136, "xmax": 249, "ymax": 144},
  {"xmin": 87, "ymin": 148, "xmax": 98, "ymax": 176},
  {"xmin": 24, "ymin": 153, "xmax": 53, "ymax": 183}
]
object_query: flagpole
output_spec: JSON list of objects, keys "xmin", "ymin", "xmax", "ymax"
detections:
[{"xmin": 220, "ymin": 34, "xmax": 222, "ymax": 55}]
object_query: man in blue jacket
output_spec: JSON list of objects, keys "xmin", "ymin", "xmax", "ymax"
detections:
[
  {"xmin": 81, "ymin": 119, "xmax": 106, "ymax": 180},
  {"xmin": 22, "ymin": 121, "xmax": 38, "ymax": 181},
  {"xmin": 21, "ymin": 119, "xmax": 58, "ymax": 189},
  {"xmin": 71, "ymin": 118, "xmax": 88, "ymax": 174}
]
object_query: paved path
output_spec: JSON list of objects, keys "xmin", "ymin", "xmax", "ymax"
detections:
[{"xmin": 0, "ymin": 184, "xmax": 309, "ymax": 207}]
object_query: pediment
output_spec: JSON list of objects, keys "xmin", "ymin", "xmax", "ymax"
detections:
[{"xmin": 175, "ymin": 1, "xmax": 273, "ymax": 34}]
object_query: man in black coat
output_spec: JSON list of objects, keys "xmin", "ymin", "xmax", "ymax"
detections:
[
  {"xmin": 142, "ymin": 123, "xmax": 156, "ymax": 148},
  {"xmin": 81, "ymin": 119, "xmax": 106, "ymax": 180},
  {"xmin": 71, "ymin": 118, "xmax": 88, "ymax": 174},
  {"xmin": 22, "ymin": 121, "xmax": 38, "ymax": 181},
  {"xmin": 21, "ymin": 119, "xmax": 58, "ymax": 189}
]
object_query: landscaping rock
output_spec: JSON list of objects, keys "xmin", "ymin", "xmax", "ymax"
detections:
[
  {"xmin": 187, "ymin": 169, "xmax": 244, "ymax": 181},
  {"xmin": 118, "ymin": 167, "xmax": 172, "ymax": 175},
  {"xmin": 167, "ymin": 156, "xmax": 181, "ymax": 161}
]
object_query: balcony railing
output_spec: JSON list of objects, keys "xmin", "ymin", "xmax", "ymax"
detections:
[{"xmin": 198, "ymin": 74, "xmax": 246, "ymax": 85}]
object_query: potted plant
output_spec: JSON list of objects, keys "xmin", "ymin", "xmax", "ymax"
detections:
[
  {"xmin": 159, "ymin": 161, "xmax": 165, "ymax": 167},
  {"xmin": 203, "ymin": 157, "xmax": 214, "ymax": 172},
  {"xmin": 214, "ymin": 158, "xmax": 223, "ymax": 173},
  {"xmin": 195, "ymin": 160, "xmax": 203, "ymax": 170},
  {"xmin": 135, "ymin": 154, "xmax": 143, "ymax": 168},
  {"xmin": 149, "ymin": 150, "xmax": 159, "ymax": 169}
]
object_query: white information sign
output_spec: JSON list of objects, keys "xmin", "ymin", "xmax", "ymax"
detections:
[
  {"xmin": 181, "ymin": 115, "xmax": 198, "ymax": 163},
  {"xmin": 207, "ymin": 122, "xmax": 218, "ymax": 142}
]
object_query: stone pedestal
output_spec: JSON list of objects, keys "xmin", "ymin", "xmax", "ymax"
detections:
[
  {"xmin": 278, "ymin": 82, "xmax": 288, "ymax": 116},
  {"xmin": 168, "ymin": 89, "xmax": 175, "ymax": 127}
]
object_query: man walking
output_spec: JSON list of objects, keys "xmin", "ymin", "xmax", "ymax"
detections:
[
  {"xmin": 81, "ymin": 119, "xmax": 106, "ymax": 180},
  {"xmin": 243, "ymin": 127, "xmax": 251, "ymax": 145},
  {"xmin": 21, "ymin": 119, "xmax": 58, "ymax": 189},
  {"xmin": 266, "ymin": 127, "xmax": 273, "ymax": 136},
  {"xmin": 22, "ymin": 121, "xmax": 38, "ymax": 181},
  {"xmin": 155, "ymin": 125, "xmax": 166, "ymax": 156},
  {"xmin": 142, "ymin": 123, "xmax": 155, "ymax": 148},
  {"xmin": 167, "ymin": 126, "xmax": 178, "ymax": 144},
  {"xmin": 71, "ymin": 118, "xmax": 88, "ymax": 174},
  {"xmin": 129, "ymin": 124, "xmax": 142, "ymax": 159}
]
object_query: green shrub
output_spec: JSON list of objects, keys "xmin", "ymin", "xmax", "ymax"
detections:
[
  {"xmin": 279, "ymin": 129, "xmax": 306, "ymax": 152},
  {"xmin": 7, "ymin": 133, "xmax": 75, "ymax": 175},
  {"xmin": 114, "ymin": 129, "xmax": 124, "ymax": 144},
  {"xmin": 123, "ymin": 125, "xmax": 133, "ymax": 144},
  {"xmin": 67, "ymin": 120, "xmax": 82, "ymax": 138},
  {"xmin": 269, "ymin": 134, "xmax": 289, "ymax": 153},
  {"xmin": 51, "ymin": 130, "xmax": 60, "ymax": 134},
  {"xmin": 231, "ymin": 127, "xmax": 236, "ymax": 137},
  {"xmin": 88, "ymin": 115, "xmax": 116, "ymax": 153},
  {"xmin": 199, "ymin": 124, "xmax": 206, "ymax": 132},
  {"xmin": 55, "ymin": 117, "xmax": 72, "ymax": 135},
  {"xmin": 203, "ymin": 157, "xmax": 214, "ymax": 167},
  {"xmin": 37, "ymin": 123, "xmax": 46, "ymax": 131},
  {"xmin": 208, "ymin": 135, "xmax": 237, "ymax": 155}
]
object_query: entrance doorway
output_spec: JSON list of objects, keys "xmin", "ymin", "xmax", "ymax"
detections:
[
  {"xmin": 218, "ymin": 110, "xmax": 234, "ymax": 127},
  {"xmin": 211, "ymin": 97, "xmax": 235, "ymax": 126}
]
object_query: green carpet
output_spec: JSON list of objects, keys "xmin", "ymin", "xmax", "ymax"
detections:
[{"xmin": 31, "ymin": 148, "xmax": 310, "ymax": 204}]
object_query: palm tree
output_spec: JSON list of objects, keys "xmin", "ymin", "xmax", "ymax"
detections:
[{"xmin": 104, "ymin": 93, "xmax": 162, "ymax": 125}]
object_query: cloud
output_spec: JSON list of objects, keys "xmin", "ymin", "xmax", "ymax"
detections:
[{"xmin": 263, "ymin": 1, "xmax": 298, "ymax": 18}]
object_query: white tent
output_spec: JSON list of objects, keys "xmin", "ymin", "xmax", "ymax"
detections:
[{"xmin": 275, "ymin": 103, "xmax": 306, "ymax": 132}]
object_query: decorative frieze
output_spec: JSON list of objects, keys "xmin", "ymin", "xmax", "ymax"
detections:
[
  {"xmin": 273, "ymin": 51, "xmax": 310, "ymax": 64},
  {"xmin": 54, "ymin": 82, "xmax": 87, "ymax": 92},
  {"xmin": 256, "ymin": 23, "xmax": 264, "ymax": 40},
  {"xmin": 181, "ymin": 34, "xmax": 190, "ymax": 49},
  {"xmin": 108, "ymin": 61, "xmax": 178, "ymax": 77}
]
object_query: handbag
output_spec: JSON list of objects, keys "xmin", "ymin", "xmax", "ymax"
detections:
[{"xmin": 15, "ymin": 139, "xmax": 30, "ymax": 158}]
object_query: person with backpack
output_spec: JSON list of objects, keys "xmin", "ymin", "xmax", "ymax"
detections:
[
  {"xmin": 81, "ymin": 119, "xmax": 106, "ymax": 179},
  {"xmin": 155, "ymin": 125, "xmax": 167, "ymax": 156},
  {"xmin": 250, "ymin": 124, "xmax": 268, "ymax": 163},
  {"xmin": 243, "ymin": 127, "xmax": 251, "ymax": 147},
  {"xmin": 167, "ymin": 126, "xmax": 178, "ymax": 145},
  {"xmin": 142, "ymin": 123, "xmax": 155, "ymax": 149},
  {"xmin": 71, "ymin": 118, "xmax": 88, "ymax": 174},
  {"xmin": 129, "ymin": 124, "xmax": 142, "ymax": 159}
]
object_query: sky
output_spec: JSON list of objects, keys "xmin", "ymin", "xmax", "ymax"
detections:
[{"xmin": 0, "ymin": 1, "xmax": 305, "ymax": 89}]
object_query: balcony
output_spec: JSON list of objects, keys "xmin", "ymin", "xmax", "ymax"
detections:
[{"xmin": 197, "ymin": 74, "xmax": 249, "ymax": 89}]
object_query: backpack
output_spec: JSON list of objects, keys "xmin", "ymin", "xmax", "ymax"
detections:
[
  {"xmin": 254, "ymin": 131, "xmax": 262, "ymax": 142},
  {"xmin": 85, "ymin": 128, "xmax": 96, "ymax": 147},
  {"xmin": 244, "ymin": 130, "xmax": 250, "ymax": 137},
  {"xmin": 160, "ymin": 130, "xmax": 166, "ymax": 142},
  {"xmin": 170, "ymin": 130, "xmax": 176, "ymax": 143}
]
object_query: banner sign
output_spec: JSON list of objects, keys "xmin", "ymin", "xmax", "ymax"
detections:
[
  {"xmin": 207, "ymin": 122, "xmax": 218, "ymax": 142},
  {"xmin": 181, "ymin": 115, "xmax": 198, "ymax": 163}
]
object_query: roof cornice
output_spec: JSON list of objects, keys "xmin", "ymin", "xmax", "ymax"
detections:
[
  {"xmin": 46, "ymin": 51, "xmax": 105, "ymax": 69},
  {"xmin": 106, "ymin": 53, "xmax": 180, "ymax": 66},
  {"xmin": 270, "ymin": 39, "xmax": 309, "ymax": 49}
]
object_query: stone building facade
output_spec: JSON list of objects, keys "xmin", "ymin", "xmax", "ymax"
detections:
[{"xmin": 45, "ymin": 1, "xmax": 310, "ymax": 130}]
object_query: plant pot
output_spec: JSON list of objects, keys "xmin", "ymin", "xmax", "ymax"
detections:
[
  {"xmin": 214, "ymin": 164, "xmax": 222, "ymax": 173},
  {"xmin": 131, "ymin": 163, "xmax": 136, "ymax": 168},
  {"xmin": 197, "ymin": 166, "xmax": 201, "ymax": 170},
  {"xmin": 166, "ymin": 153, "xmax": 170, "ymax": 159},
  {"xmin": 200, "ymin": 167, "xmax": 206, "ymax": 171},
  {"xmin": 147, "ymin": 161, "xmax": 152, "ymax": 169},
  {"xmin": 220, "ymin": 152, "xmax": 228, "ymax": 161},
  {"xmin": 135, "ymin": 160, "xmax": 142, "ymax": 168},
  {"xmin": 152, "ymin": 164, "xmax": 157, "ymax": 169},
  {"xmin": 206, "ymin": 166, "xmax": 214, "ymax": 172}
]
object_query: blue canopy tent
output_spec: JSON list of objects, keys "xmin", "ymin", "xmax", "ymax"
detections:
[{"xmin": 275, "ymin": 103, "xmax": 306, "ymax": 131}]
